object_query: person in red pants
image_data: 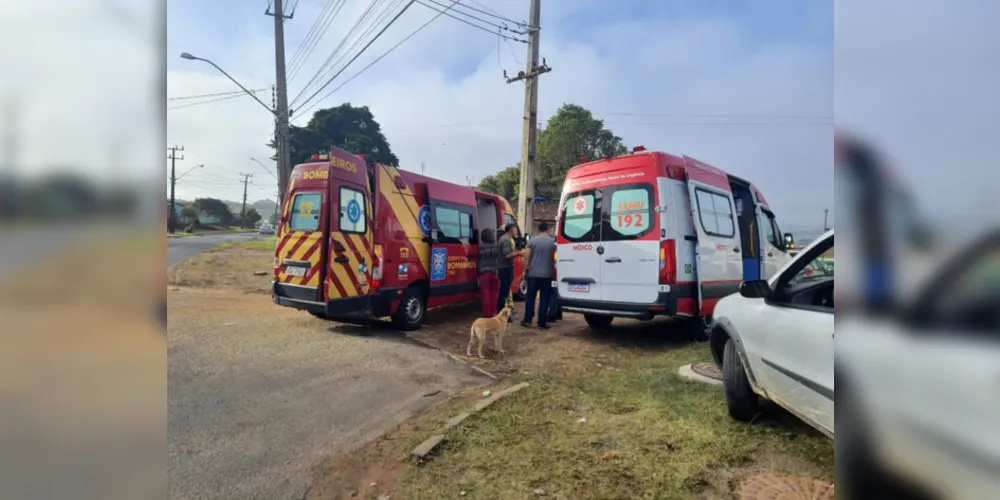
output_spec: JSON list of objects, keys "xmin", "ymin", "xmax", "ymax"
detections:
[{"xmin": 477, "ymin": 228, "xmax": 503, "ymax": 317}]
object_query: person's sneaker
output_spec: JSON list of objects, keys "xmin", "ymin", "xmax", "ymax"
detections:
[
  {"xmin": 537, "ymin": 324, "xmax": 551, "ymax": 330},
  {"xmin": 520, "ymin": 321, "xmax": 531, "ymax": 328}
]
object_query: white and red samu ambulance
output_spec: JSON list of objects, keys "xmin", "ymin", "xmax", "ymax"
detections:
[{"xmin": 554, "ymin": 146, "xmax": 794, "ymax": 334}]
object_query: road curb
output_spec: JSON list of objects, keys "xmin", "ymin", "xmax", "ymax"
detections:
[
  {"xmin": 410, "ymin": 382, "xmax": 530, "ymax": 461},
  {"xmin": 677, "ymin": 364, "xmax": 723, "ymax": 386},
  {"xmin": 406, "ymin": 335, "xmax": 501, "ymax": 381}
]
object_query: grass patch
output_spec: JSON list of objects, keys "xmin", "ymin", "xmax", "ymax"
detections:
[
  {"xmin": 399, "ymin": 342, "xmax": 833, "ymax": 499},
  {"xmin": 239, "ymin": 237, "xmax": 277, "ymax": 252}
]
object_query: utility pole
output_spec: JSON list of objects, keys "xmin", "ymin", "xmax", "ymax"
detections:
[
  {"xmin": 239, "ymin": 173, "xmax": 254, "ymax": 228},
  {"xmin": 505, "ymin": 0, "xmax": 551, "ymax": 230},
  {"xmin": 267, "ymin": 0, "xmax": 293, "ymax": 210},
  {"xmin": 823, "ymin": 208, "xmax": 829, "ymax": 232},
  {"xmin": 167, "ymin": 145, "xmax": 184, "ymax": 234}
]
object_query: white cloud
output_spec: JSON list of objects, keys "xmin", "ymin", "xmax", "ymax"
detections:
[
  {"xmin": 835, "ymin": 0, "xmax": 1000, "ymax": 221},
  {"xmin": 167, "ymin": 1, "xmax": 834, "ymax": 230},
  {"xmin": 0, "ymin": 0, "xmax": 161, "ymax": 183}
]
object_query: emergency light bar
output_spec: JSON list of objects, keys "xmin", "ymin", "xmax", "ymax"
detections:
[
  {"xmin": 632, "ymin": 145, "xmax": 646, "ymax": 153},
  {"xmin": 309, "ymin": 153, "xmax": 330, "ymax": 161}
]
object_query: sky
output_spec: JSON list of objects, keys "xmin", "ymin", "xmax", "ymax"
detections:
[
  {"xmin": 165, "ymin": 0, "xmax": 834, "ymax": 233},
  {"xmin": 2, "ymin": 1, "xmax": 995, "ymax": 235}
]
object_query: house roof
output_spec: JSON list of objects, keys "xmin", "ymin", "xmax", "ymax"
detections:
[{"xmin": 511, "ymin": 198, "xmax": 558, "ymax": 222}]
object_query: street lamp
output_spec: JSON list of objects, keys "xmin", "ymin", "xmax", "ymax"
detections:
[
  {"xmin": 250, "ymin": 157, "xmax": 278, "ymax": 181},
  {"xmin": 180, "ymin": 51, "xmax": 291, "ymax": 210},
  {"xmin": 179, "ymin": 52, "xmax": 274, "ymax": 115}
]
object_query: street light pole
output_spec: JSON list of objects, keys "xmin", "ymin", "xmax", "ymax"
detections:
[
  {"xmin": 250, "ymin": 157, "xmax": 278, "ymax": 181},
  {"xmin": 179, "ymin": 53, "xmax": 273, "ymax": 114},
  {"xmin": 179, "ymin": 50, "xmax": 291, "ymax": 206}
]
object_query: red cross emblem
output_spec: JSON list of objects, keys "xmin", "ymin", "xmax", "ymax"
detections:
[{"xmin": 573, "ymin": 197, "xmax": 587, "ymax": 213}]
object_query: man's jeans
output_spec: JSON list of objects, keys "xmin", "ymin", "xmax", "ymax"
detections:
[
  {"xmin": 497, "ymin": 267, "xmax": 514, "ymax": 314},
  {"xmin": 523, "ymin": 277, "xmax": 553, "ymax": 327}
]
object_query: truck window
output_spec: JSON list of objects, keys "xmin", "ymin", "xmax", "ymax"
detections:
[
  {"xmin": 769, "ymin": 214, "xmax": 784, "ymax": 250},
  {"xmin": 604, "ymin": 185, "xmax": 653, "ymax": 240},
  {"xmin": 504, "ymin": 213, "xmax": 517, "ymax": 228},
  {"xmin": 289, "ymin": 193, "xmax": 321, "ymax": 232},
  {"xmin": 338, "ymin": 186, "xmax": 367, "ymax": 234},
  {"xmin": 561, "ymin": 192, "xmax": 597, "ymax": 241},
  {"xmin": 761, "ymin": 211, "xmax": 778, "ymax": 247},
  {"xmin": 694, "ymin": 188, "xmax": 735, "ymax": 238},
  {"xmin": 435, "ymin": 205, "xmax": 475, "ymax": 243}
]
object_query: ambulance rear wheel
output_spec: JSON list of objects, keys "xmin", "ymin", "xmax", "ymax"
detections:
[{"xmin": 393, "ymin": 287, "xmax": 425, "ymax": 331}]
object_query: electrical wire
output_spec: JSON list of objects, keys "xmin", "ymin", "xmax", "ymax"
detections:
[
  {"xmin": 287, "ymin": 0, "xmax": 348, "ymax": 82},
  {"xmin": 168, "ymin": 89, "xmax": 268, "ymax": 110},
  {"xmin": 168, "ymin": 88, "xmax": 269, "ymax": 101},
  {"xmin": 293, "ymin": 0, "xmax": 418, "ymax": 114},
  {"xmin": 420, "ymin": 0, "xmax": 511, "ymax": 30},
  {"xmin": 415, "ymin": 0, "xmax": 526, "ymax": 42},
  {"xmin": 315, "ymin": 0, "xmax": 406, "ymax": 89},
  {"xmin": 290, "ymin": 0, "xmax": 386, "ymax": 107},
  {"xmin": 168, "ymin": 93, "xmax": 243, "ymax": 110},
  {"xmin": 461, "ymin": 0, "xmax": 527, "ymax": 28},
  {"xmin": 292, "ymin": 0, "xmax": 460, "ymax": 121}
]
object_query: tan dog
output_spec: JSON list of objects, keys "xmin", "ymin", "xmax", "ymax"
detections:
[{"xmin": 466, "ymin": 306, "xmax": 513, "ymax": 359}]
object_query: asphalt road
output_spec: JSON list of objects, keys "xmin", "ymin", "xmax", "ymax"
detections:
[
  {"xmin": 167, "ymin": 233, "xmax": 259, "ymax": 268},
  {"xmin": 0, "ymin": 226, "xmax": 93, "ymax": 277},
  {"xmin": 168, "ymin": 289, "xmax": 486, "ymax": 500}
]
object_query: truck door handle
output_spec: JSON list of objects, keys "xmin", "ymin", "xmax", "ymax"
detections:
[
  {"xmin": 734, "ymin": 248, "xmax": 740, "ymax": 253},
  {"xmin": 333, "ymin": 256, "xmax": 349, "ymax": 264},
  {"xmin": 605, "ymin": 257, "xmax": 622, "ymax": 263},
  {"xmin": 767, "ymin": 252, "xmax": 773, "ymax": 257}
]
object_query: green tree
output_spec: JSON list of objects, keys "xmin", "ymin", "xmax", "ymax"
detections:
[
  {"xmin": 244, "ymin": 207, "xmax": 262, "ymax": 226},
  {"xmin": 193, "ymin": 197, "xmax": 234, "ymax": 226},
  {"xmin": 536, "ymin": 104, "xmax": 627, "ymax": 185},
  {"xmin": 270, "ymin": 103, "xmax": 399, "ymax": 167},
  {"xmin": 477, "ymin": 165, "xmax": 521, "ymax": 200},
  {"xmin": 180, "ymin": 206, "xmax": 198, "ymax": 224}
]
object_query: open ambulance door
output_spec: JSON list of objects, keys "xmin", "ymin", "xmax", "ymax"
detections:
[
  {"xmin": 684, "ymin": 159, "xmax": 743, "ymax": 317},
  {"xmin": 324, "ymin": 148, "xmax": 374, "ymax": 313},
  {"xmin": 425, "ymin": 182, "xmax": 479, "ymax": 305}
]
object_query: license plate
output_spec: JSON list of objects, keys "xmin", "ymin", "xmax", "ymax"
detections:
[
  {"xmin": 284, "ymin": 266, "xmax": 307, "ymax": 277},
  {"xmin": 567, "ymin": 283, "xmax": 590, "ymax": 293}
]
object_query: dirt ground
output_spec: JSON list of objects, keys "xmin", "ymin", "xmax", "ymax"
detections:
[
  {"xmin": 168, "ymin": 243, "xmax": 274, "ymax": 294},
  {"xmin": 171, "ymin": 242, "xmax": 834, "ymax": 499}
]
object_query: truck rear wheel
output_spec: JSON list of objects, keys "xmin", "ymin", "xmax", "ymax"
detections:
[
  {"xmin": 392, "ymin": 287, "xmax": 425, "ymax": 331},
  {"xmin": 584, "ymin": 314, "xmax": 614, "ymax": 328}
]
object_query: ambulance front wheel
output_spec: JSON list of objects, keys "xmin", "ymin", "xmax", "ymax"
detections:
[{"xmin": 393, "ymin": 287, "xmax": 426, "ymax": 331}]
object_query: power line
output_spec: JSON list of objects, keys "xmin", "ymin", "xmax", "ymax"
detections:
[
  {"xmin": 290, "ymin": 0, "xmax": 388, "ymax": 107},
  {"xmin": 421, "ymin": 0, "xmax": 513, "ymax": 31},
  {"xmin": 168, "ymin": 88, "xmax": 269, "ymax": 101},
  {"xmin": 415, "ymin": 0, "xmax": 527, "ymax": 42},
  {"xmin": 168, "ymin": 89, "xmax": 269, "ymax": 110},
  {"xmin": 293, "ymin": 0, "xmax": 460, "ymax": 121},
  {"xmin": 311, "ymin": 0, "xmax": 405, "ymax": 92},
  {"xmin": 287, "ymin": 0, "xmax": 348, "ymax": 82},
  {"xmin": 294, "ymin": 0, "xmax": 418, "ymax": 114},
  {"xmin": 459, "ymin": 0, "xmax": 527, "ymax": 28}
]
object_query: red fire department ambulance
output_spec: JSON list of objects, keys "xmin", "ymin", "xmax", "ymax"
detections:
[{"xmin": 272, "ymin": 146, "xmax": 524, "ymax": 330}]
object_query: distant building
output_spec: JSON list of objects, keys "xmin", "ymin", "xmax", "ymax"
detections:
[{"xmin": 511, "ymin": 198, "xmax": 559, "ymax": 234}]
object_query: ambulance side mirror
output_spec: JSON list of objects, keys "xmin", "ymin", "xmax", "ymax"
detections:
[{"xmin": 783, "ymin": 232, "xmax": 795, "ymax": 249}]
